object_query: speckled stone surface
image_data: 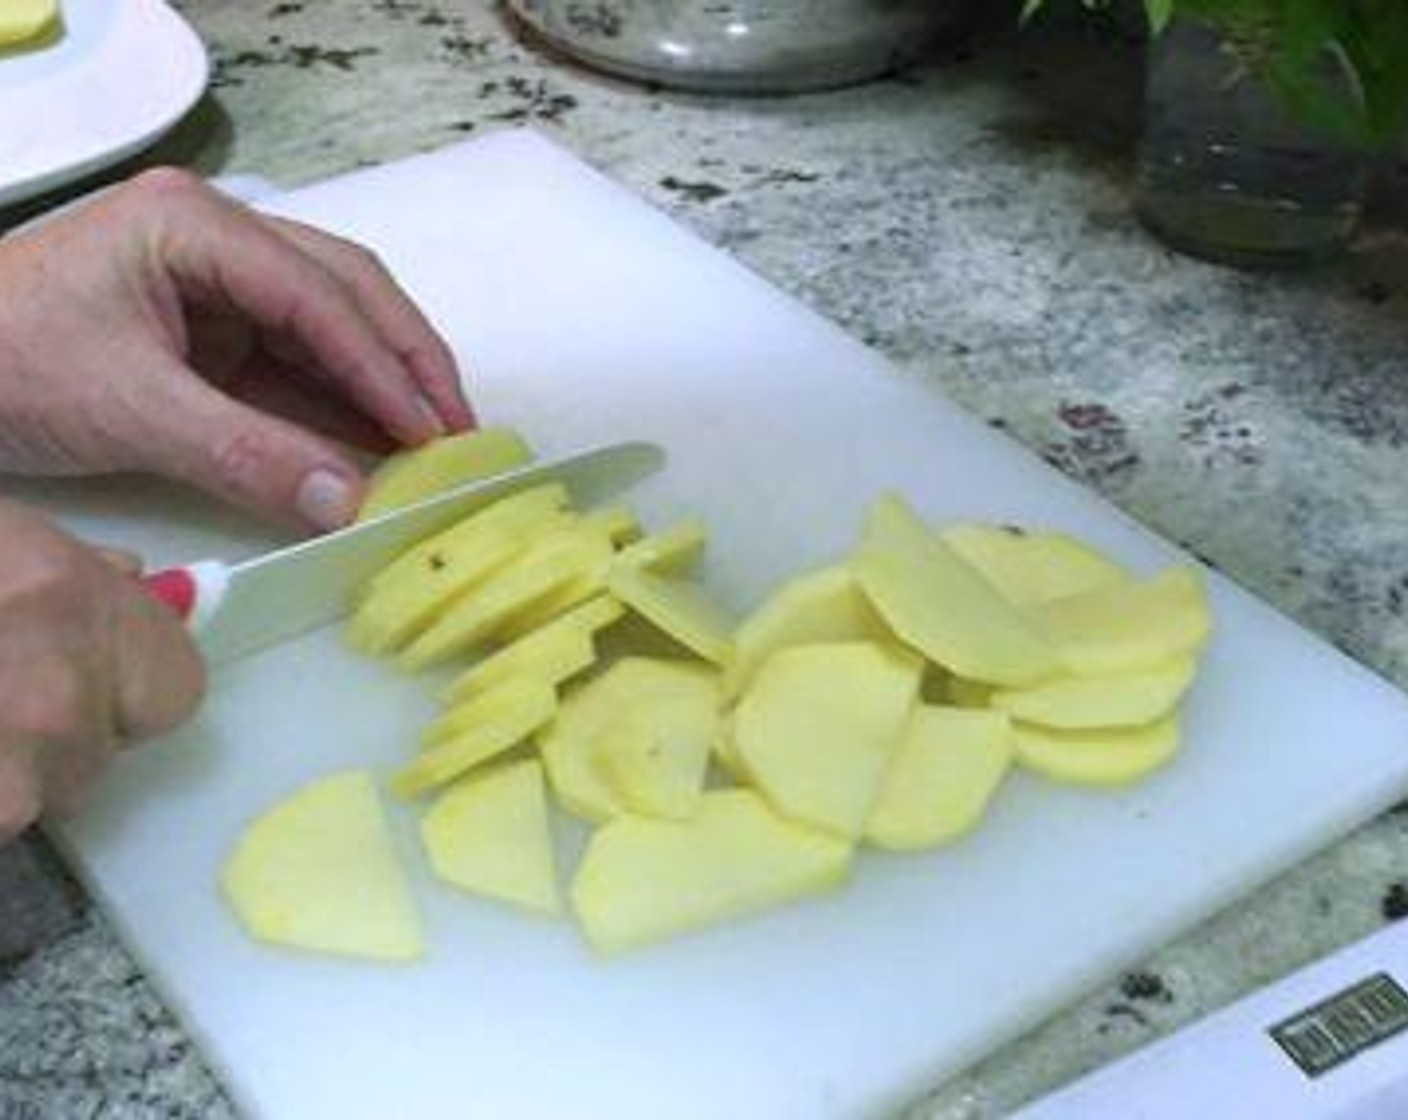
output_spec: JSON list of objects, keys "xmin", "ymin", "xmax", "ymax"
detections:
[{"xmin": 3, "ymin": 1, "xmax": 1408, "ymax": 1117}]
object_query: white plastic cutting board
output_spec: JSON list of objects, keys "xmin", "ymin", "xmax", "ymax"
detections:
[{"xmin": 15, "ymin": 129, "xmax": 1408, "ymax": 1120}]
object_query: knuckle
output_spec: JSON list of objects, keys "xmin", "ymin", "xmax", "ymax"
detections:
[
  {"xmin": 9, "ymin": 537, "xmax": 93, "ymax": 606},
  {"xmin": 126, "ymin": 165, "xmax": 205, "ymax": 202},
  {"xmin": 210, "ymin": 428, "xmax": 273, "ymax": 492}
]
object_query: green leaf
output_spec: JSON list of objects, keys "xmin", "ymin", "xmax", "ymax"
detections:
[
  {"xmin": 1015, "ymin": 0, "xmax": 1408, "ymax": 149},
  {"xmin": 1278, "ymin": 0, "xmax": 1340, "ymax": 59},
  {"xmin": 1145, "ymin": 0, "xmax": 1176, "ymax": 33},
  {"xmin": 1018, "ymin": 0, "xmax": 1046, "ymax": 25}
]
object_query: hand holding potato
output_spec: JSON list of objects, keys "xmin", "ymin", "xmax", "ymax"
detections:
[
  {"xmin": 0, "ymin": 168, "xmax": 473, "ymax": 531},
  {"xmin": 0, "ymin": 500, "xmax": 204, "ymax": 844}
]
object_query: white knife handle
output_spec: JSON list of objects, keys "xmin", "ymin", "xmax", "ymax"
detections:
[{"xmin": 140, "ymin": 561, "xmax": 230, "ymax": 636}]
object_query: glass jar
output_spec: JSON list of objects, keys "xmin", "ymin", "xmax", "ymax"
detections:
[
  {"xmin": 505, "ymin": 0, "xmax": 962, "ymax": 94},
  {"xmin": 1136, "ymin": 19, "xmax": 1369, "ymax": 268}
]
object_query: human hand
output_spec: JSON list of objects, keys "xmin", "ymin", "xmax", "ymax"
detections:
[
  {"xmin": 0, "ymin": 168, "xmax": 473, "ymax": 531},
  {"xmin": 0, "ymin": 500, "xmax": 204, "ymax": 844}
]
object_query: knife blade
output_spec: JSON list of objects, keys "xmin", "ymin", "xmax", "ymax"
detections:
[{"xmin": 142, "ymin": 440, "xmax": 664, "ymax": 666}]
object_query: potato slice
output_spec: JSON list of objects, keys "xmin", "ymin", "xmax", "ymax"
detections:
[
  {"xmin": 442, "ymin": 631, "xmax": 596, "ymax": 707},
  {"xmin": 614, "ymin": 519, "xmax": 707, "ymax": 575},
  {"xmin": 496, "ymin": 520, "xmax": 623, "ymax": 639},
  {"xmin": 423, "ymin": 673, "xmax": 561, "ymax": 748},
  {"xmin": 725, "ymin": 565, "xmax": 888, "ymax": 698},
  {"xmin": 391, "ymin": 678, "xmax": 558, "ymax": 798},
  {"xmin": 540, "ymin": 658, "xmax": 718, "ymax": 822},
  {"xmin": 991, "ymin": 655, "xmax": 1196, "ymax": 729},
  {"xmin": 919, "ymin": 665, "xmax": 952, "ymax": 705},
  {"xmin": 366, "ymin": 483, "xmax": 569, "ymax": 598},
  {"xmin": 0, "ymin": 0, "xmax": 58, "ymax": 47},
  {"xmin": 1032, "ymin": 567, "xmax": 1211, "ymax": 676},
  {"xmin": 607, "ymin": 567, "xmax": 735, "ymax": 665},
  {"xmin": 939, "ymin": 524, "xmax": 1128, "ymax": 605},
  {"xmin": 1014, "ymin": 717, "xmax": 1179, "ymax": 786},
  {"xmin": 582, "ymin": 505, "xmax": 640, "ymax": 546},
  {"xmin": 866, "ymin": 706, "xmax": 1013, "ymax": 850},
  {"xmin": 420, "ymin": 759, "xmax": 560, "ymax": 916},
  {"xmin": 571, "ymin": 789, "xmax": 852, "ymax": 952},
  {"xmin": 854, "ymin": 495, "xmax": 1061, "ymax": 687},
  {"xmin": 736, "ymin": 641, "xmax": 920, "ymax": 838},
  {"xmin": 441, "ymin": 595, "xmax": 624, "ymax": 704},
  {"xmin": 538, "ymin": 666, "xmax": 652, "ymax": 824},
  {"xmin": 539, "ymin": 732, "xmax": 621, "ymax": 824},
  {"xmin": 711, "ymin": 711, "xmax": 750, "ymax": 783},
  {"xmin": 596, "ymin": 661, "xmax": 721, "ymax": 820},
  {"xmin": 222, "ymin": 771, "xmax": 423, "ymax": 962},
  {"xmin": 358, "ymin": 427, "xmax": 532, "ymax": 521},
  {"xmin": 400, "ymin": 526, "xmax": 613, "ymax": 670},
  {"xmin": 947, "ymin": 677, "xmax": 993, "ymax": 709},
  {"xmin": 346, "ymin": 523, "xmax": 523, "ymax": 656}
]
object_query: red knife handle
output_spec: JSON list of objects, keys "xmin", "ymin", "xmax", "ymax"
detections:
[
  {"xmin": 143, "ymin": 568, "xmax": 198, "ymax": 619},
  {"xmin": 140, "ymin": 562, "xmax": 229, "ymax": 633}
]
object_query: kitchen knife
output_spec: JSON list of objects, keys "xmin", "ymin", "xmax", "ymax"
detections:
[{"xmin": 140, "ymin": 440, "xmax": 664, "ymax": 666}]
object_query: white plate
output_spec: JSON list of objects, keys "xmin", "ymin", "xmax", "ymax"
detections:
[{"xmin": 0, "ymin": 0, "xmax": 208, "ymax": 208}]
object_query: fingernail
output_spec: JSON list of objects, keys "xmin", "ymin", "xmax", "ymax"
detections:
[
  {"xmin": 416, "ymin": 393, "xmax": 446, "ymax": 438},
  {"xmin": 296, "ymin": 468, "xmax": 359, "ymax": 530}
]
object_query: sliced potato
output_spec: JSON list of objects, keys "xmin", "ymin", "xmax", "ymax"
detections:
[
  {"xmin": 442, "ymin": 595, "xmax": 624, "ymax": 704},
  {"xmin": 539, "ymin": 730, "xmax": 622, "ymax": 824},
  {"xmin": 919, "ymin": 663, "xmax": 953, "ymax": 705},
  {"xmin": 222, "ymin": 771, "xmax": 423, "ymax": 962},
  {"xmin": 495, "ymin": 514, "xmax": 631, "ymax": 640},
  {"xmin": 420, "ymin": 759, "xmax": 560, "ymax": 915},
  {"xmin": 0, "ymin": 0, "xmax": 58, "ymax": 46},
  {"xmin": 614, "ymin": 519, "xmax": 707, "ymax": 575},
  {"xmin": 391, "ymin": 678, "xmax": 558, "ymax": 798},
  {"xmin": 423, "ymin": 673, "xmax": 561, "ymax": 748},
  {"xmin": 540, "ymin": 658, "xmax": 719, "ymax": 822},
  {"xmin": 595, "ymin": 661, "xmax": 721, "ymax": 820},
  {"xmin": 854, "ymin": 495, "xmax": 1061, "ymax": 687},
  {"xmin": 537, "ymin": 667, "xmax": 647, "ymax": 824},
  {"xmin": 1014, "ymin": 717, "xmax": 1179, "ymax": 786},
  {"xmin": 736, "ymin": 641, "xmax": 920, "ymax": 838},
  {"xmin": 581, "ymin": 505, "xmax": 640, "ymax": 546},
  {"xmin": 400, "ymin": 526, "xmax": 613, "ymax": 670},
  {"xmin": 367, "ymin": 483, "xmax": 569, "ymax": 599},
  {"xmin": 866, "ymin": 706, "xmax": 1013, "ymax": 850},
  {"xmin": 711, "ymin": 710, "xmax": 749, "ymax": 783},
  {"xmin": 498, "ymin": 582, "xmax": 599, "ymax": 641},
  {"xmin": 571, "ymin": 789, "xmax": 853, "ymax": 952},
  {"xmin": 607, "ymin": 566, "xmax": 735, "ymax": 665},
  {"xmin": 940, "ymin": 524, "xmax": 1128, "ymax": 605},
  {"xmin": 358, "ymin": 427, "xmax": 532, "ymax": 521},
  {"xmin": 991, "ymin": 655, "xmax": 1196, "ymax": 729},
  {"xmin": 947, "ymin": 677, "xmax": 993, "ymax": 709},
  {"xmin": 346, "ymin": 524, "xmax": 522, "ymax": 655},
  {"xmin": 726, "ymin": 565, "xmax": 888, "ymax": 698},
  {"xmin": 442, "ymin": 631, "xmax": 596, "ymax": 706},
  {"xmin": 496, "ymin": 534, "xmax": 620, "ymax": 640},
  {"xmin": 1032, "ymin": 567, "xmax": 1211, "ymax": 676}
]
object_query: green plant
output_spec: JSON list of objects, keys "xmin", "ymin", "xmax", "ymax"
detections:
[{"xmin": 1023, "ymin": 0, "xmax": 1408, "ymax": 148}]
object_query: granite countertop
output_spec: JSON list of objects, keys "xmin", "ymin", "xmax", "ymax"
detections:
[{"xmin": 3, "ymin": 1, "xmax": 1408, "ymax": 1117}]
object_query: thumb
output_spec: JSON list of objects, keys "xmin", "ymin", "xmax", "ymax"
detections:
[
  {"xmin": 110, "ymin": 575, "xmax": 207, "ymax": 743},
  {"xmin": 145, "ymin": 365, "xmax": 366, "ymax": 531}
]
